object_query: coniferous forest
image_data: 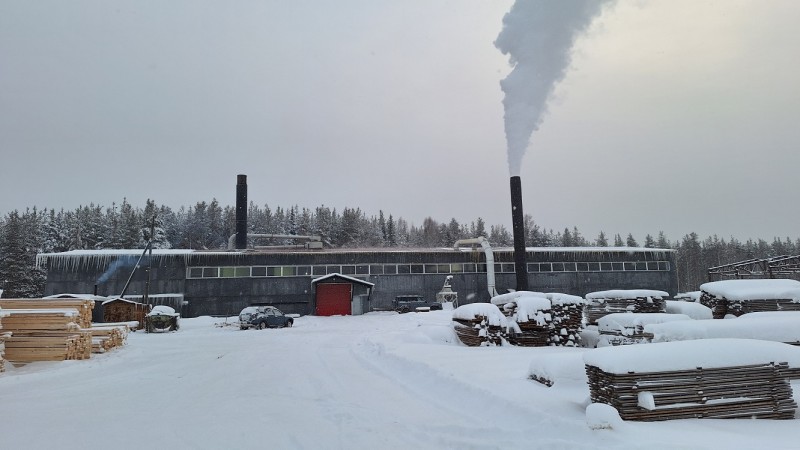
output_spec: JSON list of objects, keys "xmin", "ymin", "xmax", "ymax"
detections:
[{"xmin": 1, "ymin": 198, "xmax": 798, "ymax": 298}]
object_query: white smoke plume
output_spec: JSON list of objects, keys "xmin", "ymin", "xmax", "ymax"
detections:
[{"xmin": 495, "ymin": 0, "xmax": 614, "ymax": 176}]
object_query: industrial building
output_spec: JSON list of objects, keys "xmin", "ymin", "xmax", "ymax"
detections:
[{"xmin": 37, "ymin": 244, "xmax": 677, "ymax": 318}]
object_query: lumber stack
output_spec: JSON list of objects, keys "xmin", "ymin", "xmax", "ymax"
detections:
[
  {"xmin": 549, "ymin": 301, "xmax": 584, "ymax": 347},
  {"xmin": 0, "ymin": 331, "xmax": 9, "ymax": 372},
  {"xmin": 583, "ymin": 339, "xmax": 800, "ymax": 421},
  {"xmin": 700, "ymin": 292, "xmax": 800, "ymax": 319},
  {"xmin": 87, "ymin": 325, "xmax": 129, "ymax": 353},
  {"xmin": 585, "ymin": 363, "xmax": 796, "ymax": 421},
  {"xmin": 0, "ymin": 309, "xmax": 81, "ymax": 332},
  {"xmin": 0, "ymin": 299, "xmax": 94, "ymax": 328},
  {"xmin": 3, "ymin": 331, "xmax": 92, "ymax": 361},
  {"xmin": 584, "ymin": 297, "xmax": 667, "ymax": 325},
  {"xmin": 453, "ymin": 316, "xmax": 507, "ymax": 347},
  {"xmin": 598, "ymin": 314, "xmax": 691, "ymax": 347}
]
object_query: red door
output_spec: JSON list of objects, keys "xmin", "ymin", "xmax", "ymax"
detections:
[{"xmin": 315, "ymin": 283, "xmax": 352, "ymax": 316}]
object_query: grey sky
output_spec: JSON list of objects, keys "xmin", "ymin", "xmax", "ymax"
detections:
[{"xmin": 1, "ymin": 0, "xmax": 799, "ymax": 243}]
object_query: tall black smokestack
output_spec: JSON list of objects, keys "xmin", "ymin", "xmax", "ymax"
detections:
[
  {"xmin": 235, "ymin": 174, "xmax": 248, "ymax": 250},
  {"xmin": 510, "ymin": 176, "xmax": 529, "ymax": 291}
]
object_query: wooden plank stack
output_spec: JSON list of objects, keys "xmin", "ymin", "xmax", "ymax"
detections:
[
  {"xmin": 700, "ymin": 291, "xmax": 800, "ymax": 319},
  {"xmin": 584, "ymin": 295, "xmax": 667, "ymax": 325},
  {"xmin": 585, "ymin": 362, "xmax": 796, "ymax": 421},
  {"xmin": 584, "ymin": 340, "xmax": 800, "ymax": 421},
  {"xmin": 0, "ymin": 299, "xmax": 94, "ymax": 328},
  {"xmin": 548, "ymin": 295, "xmax": 584, "ymax": 347},
  {"xmin": 0, "ymin": 298, "xmax": 126, "ymax": 365}
]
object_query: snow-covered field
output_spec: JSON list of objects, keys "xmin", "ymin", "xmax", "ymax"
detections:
[{"xmin": 1, "ymin": 311, "xmax": 799, "ymax": 449}]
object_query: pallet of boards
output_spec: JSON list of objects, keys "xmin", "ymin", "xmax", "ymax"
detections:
[
  {"xmin": 3, "ymin": 331, "xmax": 93, "ymax": 362},
  {"xmin": 583, "ymin": 290, "xmax": 669, "ymax": 325},
  {"xmin": 0, "ymin": 299, "xmax": 94, "ymax": 328},
  {"xmin": 86, "ymin": 326, "xmax": 128, "ymax": 352},
  {"xmin": 583, "ymin": 339, "xmax": 800, "ymax": 421},
  {"xmin": 0, "ymin": 309, "xmax": 81, "ymax": 332}
]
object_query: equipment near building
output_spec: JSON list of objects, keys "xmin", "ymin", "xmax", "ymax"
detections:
[
  {"xmin": 145, "ymin": 306, "xmax": 180, "ymax": 333},
  {"xmin": 436, "ymin": 276, "xmax": 458, "ymax": 308}
]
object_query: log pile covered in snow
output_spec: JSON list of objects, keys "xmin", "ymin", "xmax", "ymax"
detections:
[
  {"xmin": 699, "ymin": 280, "xmax": 800, "ymax": 319},
  {"xmin": 0, "ymin": 298, "xmax": 95, "ymax": 328},
  {"xmin": 452, "ymin": 303, "xmax": 512, "ymax": 347},
  {"xmin": 583, "ymin": 290, "xmax": 668, "ymax": 325},
  {"xmin": 584, "ymin": 339, "xmax": 800, "ymax": 421},
  {"xmin": 491, "ymin": 292, "xmax": 584, "ymax": 347}
]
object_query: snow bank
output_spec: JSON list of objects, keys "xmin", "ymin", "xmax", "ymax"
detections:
[
  {"xmin": 586, "ymin": 289, "xmax": 669, "ymax": 300},
  {"xmin": 528, "ymin": 351, "xmax": 588, "ymax": 386},
  {"xmin": 700, "ymin": 279, "xmax": 800, "ymax": 301},
  {"xmin": 598, "ymin": 313, "xmax": 690, "ymax": 334},
  {"xmin": 452, "ymin": 303, "xmax": 509, "ymax": 327},
  {"xmin": 665, "ymin": 300, "xmax": 713, "ymax": 320},
  {"xmin": 586, "ymin": 403, "xmax": 624, "ymax": 430},
  {"xmin": 738, "ymin": 311, "xmax": 800, "ymax": 320},
  {"xmin": 583, "ymin": 339, "xmax": 800, "ymax": 374},
  {"xmin": 646, "ymin": 316, "xmax": 800, "ymax": 343}
]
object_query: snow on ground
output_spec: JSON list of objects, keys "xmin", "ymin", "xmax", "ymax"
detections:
[{"xmin": 1, "ymin": 311, "xmax": 800, "ymax": 449}]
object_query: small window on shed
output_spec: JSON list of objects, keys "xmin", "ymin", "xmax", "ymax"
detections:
[
  {"xmin": 463, "ymin": 263, "xmax": 476, "ymax": 273},
  {"xmin": 370, "ymin": 265, "xmax": 384, "ymax": 275},
  {"xmin": 438, "ymin": 264, "xmax": 450, "ymax": 273},
  {"xmin": 296, "ymin": 266, "xmax": 312, "ymax": 276},
  {"xmin": 235, "ymin": 267, "xmax": 250, "ymax": 277},
  {"xmin": 282, "ymin": 266, "xmax": 296, "ymax": 276},
  {"xmin": 356, "ymin": 265, "xmax": 369, "ymax": 275},
  {"xmin": 397, "ymin": 265, "xmax": 411, "ymax": 274},
  {"xmin": 252, "ymin": 266, "xmax": 267, "ymax": 277},
  {"xmin": 425, "ymin": 264, "xmax": 438, "ymax": 274},
  {"xmin": 588, "ymin": 262, "xmax": 600, "ymax": 271},
  {"xmin": 341, "ymin": 265, "xmax": 356, "ymax": 275},
  {"xmin": 202, "ymin": 267, "xmax": 219, "ymax": 278},
  {"xmin": 267, "ymin": 267, "xmax": 282, "ymax": 277},
  {"xmin": 189, "ymin": 268, "xmax": 203, "ymax": 278},
  {"xmin": 384, "ymin": 265, "xmax": 397, "ymax": 274},
  {"xmin": 576, "ymin": 263, "xmax": 589, "ymax": 272},
  {"xmin": 410, "ymin": 264, "xmax": 424, "ymax": 274},
  {"xmin": 312, "ymin": 266, "xmax": 326, "ymax": 276},
  {"xmin": 450, "ymin": 263, "xmax": 463, "ymax": 273}
]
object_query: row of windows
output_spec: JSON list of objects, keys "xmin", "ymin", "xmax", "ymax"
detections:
[{"xmin": 187, "ymin": 261, "xmax": 670, "ymax": 279}]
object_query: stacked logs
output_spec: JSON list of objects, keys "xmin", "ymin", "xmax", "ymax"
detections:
[
  {"xmin": 583, "ymin": 340, "xmax": 800, "ymax": 421},
  {"xmin": 547, "ymin": 294, "xmax": 584, "ymax": 347},
  {"xmin": 503, "ymin": 297, "xmax": 552, "ymax": 347},
  {"xmin": 452, "ymin": 303, "xmax": 511, "ymax": 347},
  {"xmin": 584, "ymin": 290, "xmax": 669, "ymax": 325},
  {"xmin": 700, "ymin": 292, "xmax": 800, "ymax": 319},
  {"xmin": 88, "ymin": 325, "xmax": 129, "ymax": 353}
]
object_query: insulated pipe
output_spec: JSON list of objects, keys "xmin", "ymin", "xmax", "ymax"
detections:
[
  {"xmin": 235, "ymin": 174, "xmax": 248, "ymax": 250},
  {"xmin": 453, "ymin": 237, "xmax": 499, "ymax": 297},
  {"xmin": 510, "ymin": 176, "xmax": 529, "ymax": 291}
]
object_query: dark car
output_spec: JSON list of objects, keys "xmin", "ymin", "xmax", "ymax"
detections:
[
  {"xmin": 239, "ymin": 306, "xmax": 294, "ymax": 330},
  {"xmin": 393, "ymin": 295, "xmax": 443, "ymax": 313}
]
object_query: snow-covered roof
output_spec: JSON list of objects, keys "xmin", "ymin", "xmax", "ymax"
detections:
[
  {"xmin": 700, "ymin": 279, "xmax": 800, "ymax": 301},
  {"xmin": 311, "ymin": 273, "xmax": 374, "ymax": 287},
  {"xmin": 585, "ymin": 289, "xmax": 669, "ymax": 300},
  {"xmin": 583, "ymin": 338, "xmax": 800, "ymax": 373}
]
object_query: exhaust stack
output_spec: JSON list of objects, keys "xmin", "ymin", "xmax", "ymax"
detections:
[
  {"xmin": 235, "ymin": 174, "xmax": 248, "ymax": 250},
  {"xmin": 510, "ymin": 176, "xmax": 529, "ymax": 291}
]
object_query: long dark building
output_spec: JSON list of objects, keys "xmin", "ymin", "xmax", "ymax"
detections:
[{"xmin": 37, "ymin": 245, "xmax": 677, "ymax": 318}]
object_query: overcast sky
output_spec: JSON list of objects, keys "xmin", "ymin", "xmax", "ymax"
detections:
[{"xmin": 2, "ymin": 0, "xmax": 799, "ymax": 244}]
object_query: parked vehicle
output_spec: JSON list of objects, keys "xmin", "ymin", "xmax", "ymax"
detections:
[
  {"xmin": 239, "ymin": 306, "xmax": 294, "ymax": 330},
  {"xmin": 393, "ymin": 295, "xmax": 443, "ymax": 313}
]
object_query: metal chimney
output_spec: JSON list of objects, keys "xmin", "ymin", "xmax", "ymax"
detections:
[
  {"xmin": 510, "ymin": 176, "xmax": 529, "ymax": 291},
  {"xmin": 235, "ymin": 174, "xmax": 248, "ymax": 250}
]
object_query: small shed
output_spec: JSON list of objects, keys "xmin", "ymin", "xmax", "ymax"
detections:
[
  {"xmin": 102, "ymin": 297, "xmax": 151, "ymax": 325},
  {"xmin": 312, "ymin": 273, "xmax": 373, "ymax": 316}
]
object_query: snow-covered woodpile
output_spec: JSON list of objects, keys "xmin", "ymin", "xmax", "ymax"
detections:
[
  {"xmin": 583, "ymin": 290, "xmax": 669, "ymax": 325},
  {"xmin": 699, "ymin": 280, "xmax": 800, "ymax": 319},
  {"xmin": 490, "ymin": 292, "xmax": 584, "ymax": 347},
  {"xmin": 452, "ymin": 303, "xmax": 511, "ymax": 347},
  {"xmin": 597, "ymin": 313, "xmax": 691, "ymax": 347},
  {"xmin": 584, "ymin": 339, "xmax": 800, "ymax": 421}
]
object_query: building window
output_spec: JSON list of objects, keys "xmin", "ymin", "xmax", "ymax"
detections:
[
  {"xmin": 189, "ymin": 268, "xmax": 203, "ymax": 278},
  {"xmin": 202, "ymin": 267, "xmax": 219, "ymax": 278},
  {"xmin": 397, "ymin": 265, "xmax": 411, "ymax": 274},
  {"xmin": 267, "ymin": 267, "xmax": 282, "ymax": 277},
  {"xmin": 341, "ymin": 265, "xmax": 356, "ymax": 275},
  {"xmin": 410, "ymin": 264, "xmax": 424, "ymax": 274},
  {"xmin": 296, "ymin": 266, "xmax": 311, "ymax": 276},
  {"xmin": 425, "ymin": 264, "xmax": 439, "ymax": 274},
  {"xmin": 451, "ymin": 263, "xmax": 463, "ymax": 273},
  {"xmin": 384, "ymin": 265, "xmax": 398, "ymax": 274},
  {"xmin": 369, "ymin": 265, "xmax": 384, "ymax": 275},
  {"xmin": 252, "ymin": 266, "xmax": 267, "ymax": 277}
]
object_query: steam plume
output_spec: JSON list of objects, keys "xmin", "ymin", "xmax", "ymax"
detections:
[{"xmin": 495, "ymin": 0, "xmax": 613, "ymax": 175}]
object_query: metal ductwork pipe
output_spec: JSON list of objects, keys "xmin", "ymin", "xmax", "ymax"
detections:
[
  {"xmin": 510, "ymin": 176, "xmax": 529, "ymax": 291},
  {"xmin": 454, "ymin": 237, "xmax": 499, "ymax": 298},
  {"xmin": 235, "ymin": 174, "xmax": 248, "ymax": 250}
]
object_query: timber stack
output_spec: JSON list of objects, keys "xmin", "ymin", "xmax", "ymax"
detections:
[
  {"xmin": 597, "ymin": 313, "xmax": 691, "ymax": 347},
  {"xmin": 583, "ymin": 290, "xmax": 669, "ymax": 325},
  {"xmin": 0, "ymin": 298, "xmax": 94, "ymax": 328},
  {"xmin": 547, "ymin": 294, "xmax": 585, "ymax": 347},
  {"xmin": 699, "ymin": 279, "xmax": 800, "ymax": 319},
  {"xmin": 583, "ymin": 339, "xmax": 800, "ymax": 421},
  {"xmin": 452, "ymin": 303, "xmax": 511, "ymax": 347}
]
